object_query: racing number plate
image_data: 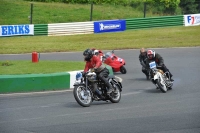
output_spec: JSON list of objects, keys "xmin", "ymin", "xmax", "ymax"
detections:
[{"xmin": 149, "ymin": 61, "xmax": 156, "ymax": 69}]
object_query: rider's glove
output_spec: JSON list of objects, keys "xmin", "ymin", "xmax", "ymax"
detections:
[
  {"xmin": 91, "ymin": 68, "xmax": 97, "ymax": 72},
  {"xmin": 158, "ymin": 63, "xmax": 164, "ymax": 67},
  {"xmin": 82, "ymin": 71, "xmax": 86, "ymax": 77}
]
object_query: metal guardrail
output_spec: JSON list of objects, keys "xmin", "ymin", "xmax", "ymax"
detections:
[
  {"xmin": 126, "ymin": 15, "xmax": 184, "ymax": 30},
  {"xmin": 48, "ymin": 21, "xmax": 94, "ymax": 36}
]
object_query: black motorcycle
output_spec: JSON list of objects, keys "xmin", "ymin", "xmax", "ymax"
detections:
[{"xmin": 73, "ymin": 70, "xmax": 122, "ymax": 107}]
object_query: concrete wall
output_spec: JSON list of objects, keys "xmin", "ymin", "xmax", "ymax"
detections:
[{"xmin": 0, "ymin": 66, "xmax": 113, "ymax": 94}]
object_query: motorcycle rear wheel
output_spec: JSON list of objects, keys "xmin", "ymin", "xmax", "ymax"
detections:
[
  {"xmin": 73, "ymin": 85, "xmax": 92, "ymax": 107},
  {"xmin": 120, "ymin": 65, "xmax": 127, "ymax": 74},
  {"xmin": 109, "ymin": 85, "xmax": 121, "ymax": 103}
]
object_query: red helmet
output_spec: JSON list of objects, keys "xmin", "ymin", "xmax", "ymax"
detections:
[{"xmin": 147, "ymin": 50, "xmax": 155, "ymax": 59}]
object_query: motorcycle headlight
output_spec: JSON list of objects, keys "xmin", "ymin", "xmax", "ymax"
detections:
[
  {"xmin": 76, "ymin": 72, "xmax": 82, "ymax": 80},
  {"xmin": 75, "ymin": 79, "xmax": 81, "ymax": 84}
]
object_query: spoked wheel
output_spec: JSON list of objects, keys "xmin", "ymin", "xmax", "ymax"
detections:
[
  {"xmin": 156, "ymin": 78, "xmax": 167, "ymax": 93},
  {"xmin": 120, "ymin": 65, "xmax": 127, "ymax": 74},
  {"xmin": 73, "ymin": 85, "xmax": 92, "ymax": 107},
  {"xmin": 109, "ymin": 85, "xmax": 121, "ymax": 103}
]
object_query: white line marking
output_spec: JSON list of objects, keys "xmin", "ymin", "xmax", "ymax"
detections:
[{"xmin": 122, "ymin": 91, "xmax": 141, "ymax": 96}]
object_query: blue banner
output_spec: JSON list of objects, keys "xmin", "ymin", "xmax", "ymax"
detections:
[
  {"xmin": 0, "ymin": 25, "xmax": 34, "ymax": 36},
  {"xmin": 94, "ymin": 20, "xmax": 126, "ymax": 33}
]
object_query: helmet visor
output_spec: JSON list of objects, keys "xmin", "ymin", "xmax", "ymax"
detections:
[{"xmin": 148, "ymin": 54, "xmax": 153, "ymax": 59}]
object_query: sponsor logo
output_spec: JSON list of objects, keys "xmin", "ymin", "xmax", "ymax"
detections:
[
  {"xmin": 1, "ymin": 25, "xmax": 31, "ymax": 36},
  {"xmin": 99, "ymin": 23, "xmax": 121, "ymax": 31},
  {"xmin": 187, "ymin": 15, "xmax": 200, "ymax": 25}
]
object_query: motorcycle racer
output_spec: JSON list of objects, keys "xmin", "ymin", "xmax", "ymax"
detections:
[
  {"xmin": 145, "ymin": 50, "xmax": 174, "ymax": 81},
  {"xmin": 91, "ymin": 48, "xmax": 104, "ymax": 61},
  {"xmin": 83, "ymin": 48, "xmax": 113, "ymax": 96},
  {"xmin": 139, "ymin": 48, "xmax": 150, "ymax": 79}
]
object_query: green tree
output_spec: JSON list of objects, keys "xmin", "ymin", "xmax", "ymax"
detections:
[
  {"xmin": 179, "ymin": 0, "xmax": 198, "ymax": 14},
  {"xmin": 153, "ymin": 0, "xmax": 180, "ymax": 14},
  {"xmin": 195, "ymin": 0, "xmax": 200, "ymax": 12}
]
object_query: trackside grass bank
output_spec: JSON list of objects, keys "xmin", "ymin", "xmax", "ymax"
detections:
[{"xmin": 0, "ymin": 26, "xmax": 200, "ymax": 54}]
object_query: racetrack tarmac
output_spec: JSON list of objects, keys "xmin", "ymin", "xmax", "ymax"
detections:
[{"xmin": 0, "ymin": 47, "xmax": 200, "ymax": 133}]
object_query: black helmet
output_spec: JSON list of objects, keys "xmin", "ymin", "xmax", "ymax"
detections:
[{"xmin": 83, "ymin": 48, "xmax": 93, "ymax": 61}]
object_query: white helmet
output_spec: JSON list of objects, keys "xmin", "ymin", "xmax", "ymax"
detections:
[
  {"xmin": 94, "ymin": 50, "xmax": 99, "ymax": 55},
  {"xmin": 147, "ymin": 50, "xmax": 155, "ymax": 59}
]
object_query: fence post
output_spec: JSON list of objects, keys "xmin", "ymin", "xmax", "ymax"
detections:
[
  {"xmin": 144, "ymin": 2, "xmax": 146, "ymax": 18},
  {"xmin": 90, "ymin": 1, "xmax": 93, "ymax": 21},
  {"xmin": 199, "ymin": 1, "xmax": 200, "ymax": 13},
  {"xmin": 30, "ymin": 3, "xmax": 33, "ymax": 24}
]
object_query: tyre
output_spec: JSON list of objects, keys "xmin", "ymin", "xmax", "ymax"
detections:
[
  {"xmin": 120, "ymin": 65, "xmax": 127, "ymax": 74},
  {"xmin": 73, "ymin": 85, "xmax": 92, "ymax": 107},
  {"xmin": 156, "ymin": 78, "xmax": 167, "ymax": 93},
  {"xmin": 109, "ymin": 85, "xmax": 121, "ymax": 103}
]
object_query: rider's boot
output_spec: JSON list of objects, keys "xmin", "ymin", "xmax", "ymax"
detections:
[
  {"xmin": 105, "ymin": 81, "xmax": 113, "ymax": 94},
  {"xmin": 142, "ymin": 69, "xmax": 148, "ymax": 80},
  {"xmin": 95, "ymin": 89, "xmax": 105, "ymax": 100},
  {"xmin": 166, "ymin": 71, "xmax": 174, "ymax": 81},
  {"xmin": 169, "ymin": 73, "xmax": 174, "ymax": 81},
  {"xmin": 145, "ymin": 72, "xmax": 149, "ymax": 80}
]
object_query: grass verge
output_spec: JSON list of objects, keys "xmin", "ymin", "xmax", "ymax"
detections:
[
  {"xmin": 0, "ymin": 60, "xmax": 85, "ymax": 75},
  {"xmin": 0, "ymin": 0, "xmax": 157, "ymax": 25},
  {"xmin": 1, "ymin": 26, "xmax": 200, "ymax": 54}
]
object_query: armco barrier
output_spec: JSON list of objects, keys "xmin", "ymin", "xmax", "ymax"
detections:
[
  {"xmin": 126, "ymin": 15, "xmax": 184, "ymax": 30},
  {"xmin": 48, "ymin": 21, "xmax": 94, "ymax": 36},
  {"xmin": 1, "ymin": 15, "xmax": 186, "ymax": 37},
  {"xmin": 0, "ymin": 65, "xmax": 113, "ymax": 94},
  {"xmin": 34, "ymin": 24, "xmax": 48, "ymax": 36}
]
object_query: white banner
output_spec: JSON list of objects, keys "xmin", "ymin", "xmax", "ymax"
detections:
[
  {"xmin": 184, "ymin": 14, "xmax": 200, "ymax": 26},
  {"xmin": 0, "ymin": 24, "xmax": 34, "ymax": 36}
]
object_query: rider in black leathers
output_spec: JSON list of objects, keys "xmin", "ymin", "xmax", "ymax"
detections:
[
  {"xmin": 145, "ymin": 50, "xmax": 174, "ymax": 81},
  {"xmin": 139, "ymin": 48, "xmax": 150, "ymax": 79}
]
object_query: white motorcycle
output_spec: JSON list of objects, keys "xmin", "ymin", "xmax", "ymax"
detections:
[{"xmin": 149, "ymin": 61, "xmax": 173, "ymax": 93}]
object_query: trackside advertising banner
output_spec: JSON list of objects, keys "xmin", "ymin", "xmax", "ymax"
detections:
[
  {"xmin": 184, "ymin": 14, "xmax": 200, "ymax": 26},
  {"xmin": 94, "ymin": 20, "xmax": 126, "ymax": 33},
  {"xmin": 0, "ymin": 25, "xmax": 34, "ymax": 36}
]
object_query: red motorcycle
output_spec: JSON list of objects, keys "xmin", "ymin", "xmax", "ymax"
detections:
[{"xmin": 103, "ymin": 50, "xmax": 127, "ymax": 74}]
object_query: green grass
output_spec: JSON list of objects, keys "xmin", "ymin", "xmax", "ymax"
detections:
[
  {"xmin": 0, "ymin": 0, "xmax": 199, "ymax": 75},
  {"xmin": 0, "ymin": 60, "xmax": 85, "ymax": 75},
  {"xmin": 1, "ymin": 26, "xmax": 200, "ymax": 75},
  {"xmin": 0, "ymin": 0, "xmax": 164, "ymax": 25},
  {"xmin": 0, "ymin": 26, "xmax": 200, "ymax": 54}
]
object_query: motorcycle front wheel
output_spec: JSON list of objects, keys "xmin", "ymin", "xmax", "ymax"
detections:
[
  {"xmin": 120, "ymin": 65, "xmax": 127, "ymax": 74},
  {"xmin": 73, "ymin": 85, "xmax": 92, "ymax": 107},
  {"xmin": 109, "ymin": 85, "xmax": 121, "ymax": 103},
  {"xmin": 156, "ymin": 78, "xmax": 167, "ymax": 93}
]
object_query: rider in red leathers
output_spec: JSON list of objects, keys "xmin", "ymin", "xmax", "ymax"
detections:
[
  {"xmin": 91, "ymin": 48, "xmax": 104, "ymax": 61},
  {"xmin": 83, "ymin": 49, "xmax": 113, "ymax": 97}
]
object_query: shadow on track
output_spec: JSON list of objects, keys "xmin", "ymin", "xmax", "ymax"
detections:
[{"xmin": 65, "ymin": 101, "xmax": 113, "ymax": 108}]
